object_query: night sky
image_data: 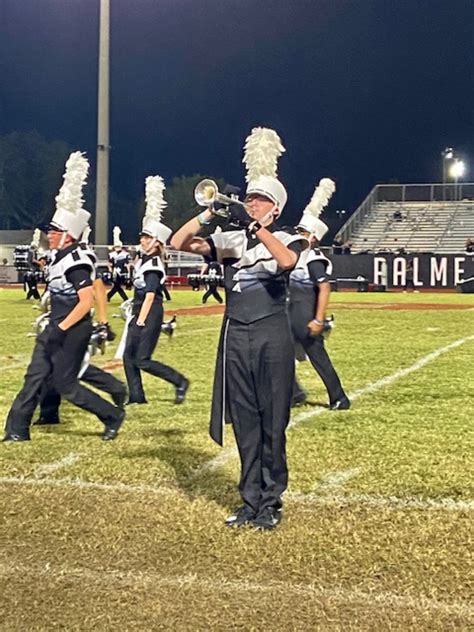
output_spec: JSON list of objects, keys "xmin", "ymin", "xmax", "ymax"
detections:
[{"xmin": 1, "ymin": 0, "xmax": 473, "ymax": 231}]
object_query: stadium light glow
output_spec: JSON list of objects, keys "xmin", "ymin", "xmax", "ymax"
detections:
[{"xmin": 449, "ymin": 160, "xmax": 466, "ymax": 179}]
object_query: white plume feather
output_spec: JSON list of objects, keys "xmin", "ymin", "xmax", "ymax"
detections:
[
  {"xmin": 112, "ymin": 226, "xmax": 122, "ymax": 246},
  {"xmin": 55, "ymin": 151, "xmax": 89, "ymax": 216},
  {"xmin": 81, "ymin": 225, "xmax": 92, "ymax": 244},
  {"xmin": 303, "ymin": 178, "xmax": 336, "ymax": 218},
  {"xmin": 145, "ymin": 176, "xmax": 167, "ymax": 220},
  {"xmin": 242, "ymin": 127, "xmax": 285, "ymax": 183},
  {"xmin": 31, "ymin": 228, "xmax": 41, "ymax": 248}
]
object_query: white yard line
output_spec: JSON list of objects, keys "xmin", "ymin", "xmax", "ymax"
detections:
[
  {"xmin": 0, "ymin": 474, "xmax": 472, "ymax": 512},
  {"xmin": 34, "ymin": 453, "xmax": 82, "ymax": 477},
  {"xmin": 0, "ymin": 561, "xmax": 472, "ymax": 618},
  {"xmin": 312, "ymin": 468, "xmax": 361, "ymax": 491},
  {"xmin": 196, "ymin": 335, "xmax": 474, "ymax": 474},
  {"xmin": 288, "ymin": 491, "xmax": 474, "ymax": 512}
]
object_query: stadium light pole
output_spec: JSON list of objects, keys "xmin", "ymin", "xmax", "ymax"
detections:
[
  {"xmin": 441, "ymin": 147, "xmax": 453, "ymax": 201},
  {"xmin": 95, "ymin": 0, "xmax": 110, "ymax": 245}
]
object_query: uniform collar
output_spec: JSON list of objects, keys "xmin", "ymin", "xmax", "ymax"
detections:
[{"xmin": 52, "ymin": 241, "xmax": 79, "ymax": 264}]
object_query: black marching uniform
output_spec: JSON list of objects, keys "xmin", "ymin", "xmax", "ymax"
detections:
[
  {"xmin": 37, "ymin": 243, "xmax": 127, "ymax": 424},
  {"xmin": 289, "ymin": 248, "xmax": 347, "ymax": 407},
  {"xmin": 123, "ymin": 252, "xmax": 187, "ymax": 404},
  {"xmin": 202, "ymin": 259, "xmax": 223, "ymax": 304},
  {"xmin": 107, "ymin": 249, "xmax": 130, "ymax": 302},
  {"xmin": 208, "ymin": 225, "xmax": 305, "ymax": 517},
  {"xmin": 4, "ymin": 242, "xmax": 124, "ymax": 440}
]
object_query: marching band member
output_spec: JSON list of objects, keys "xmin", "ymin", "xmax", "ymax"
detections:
[
  {"xmin": 289, "ymin": 179, "xmax": 350, "ymax": 410},
  {"xmin": 200, "ymin": 257, "xmax": 223, "ymax": 304},
  {"xmin": 171, "ymin": 128, "xmax": 307, "ymax": 530},
  {"xmin": 124, "ymin": 176, "xmax": 189, "ymax": 405},
  {"xmin": 107, "ymin": 227, "xmax": 130, "ymax": 302},
  {"xmin": 35, "ymin": 224, "xmax": 126, "ymax": 426},
  {"xmin": 3, "ymin": 152, "xmax": 125, "ymax": 442}
]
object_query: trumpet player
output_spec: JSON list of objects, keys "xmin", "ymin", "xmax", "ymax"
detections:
[{"xmin": 171, "ymin": 128, "xmax": 307, "ymax": 531}]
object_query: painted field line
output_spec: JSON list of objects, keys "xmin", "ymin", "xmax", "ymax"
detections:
[
  {"xmin": 288, "ymin": 491, "xmax": 474, "ymax": 512},
  {"xmin": 35, "ymin": 453, "xmax": 82, "ymax": 477},
  {"xmin": 290, "ymin": 333, "xmax": 474, "ymax": 428},
  {"xmin": 4, "ymin": 362, "xmax": 28, "ymax": 371},
  {"xmin": 0, "ymin": 562, "xmax": 472, "ymax": 618},
  {"xmin": 0, "ymin": 474, "xmax": 473, "ymax": 512},
  {"xmin": 312, "ymin": 468, "xmax": 361, "ymax": 491},
  {"xmin": 196, "ymin": 334, "xmax": 474, "ymax": 474}
]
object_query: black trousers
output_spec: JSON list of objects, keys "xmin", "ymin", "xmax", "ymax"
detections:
[
  {"xmin": 293, "ymin": 334, "xmax": 346, "ymax": 405},
  {"xmin": 24, "ymin": 275, "xmax": 41, "ymax": 300},
  {"xmin": 5, "ymin": 319, "xmax": 122, "ymax": 436},
  {"xmin": 224, "ymin": 313, "xmax": 294, "ymax": 514},
  {"xmin": 123, "ymin": 301, "xmax": 185, "ymax": 403},
  {"xmin": 39, "ymin": 364, "xmax": 126, "ymax": 420},
  {"xmin": 202, "ymin": 284, "xmax": 223, "ymax": 304},
  {"xmin": 107, "ymin": 277, "xmax": 128, "ymax": 302}
]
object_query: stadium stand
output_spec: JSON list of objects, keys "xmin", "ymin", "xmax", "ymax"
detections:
[{"xmin": 339, "ymin": 184, "xmax": 474, "ymax": 254}]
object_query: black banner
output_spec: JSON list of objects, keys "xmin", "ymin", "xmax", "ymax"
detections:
[{"xmin": 329, "ymin": 253, "xmax": 474, "ymax": 289}]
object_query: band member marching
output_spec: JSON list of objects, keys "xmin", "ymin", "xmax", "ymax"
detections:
[
  {"xmin": 289, "ymin": 179, "xmax": 350, "ymax": 410},
  {"xmin": 200, "ymin": 257, "xmax": 223, "ymax": 304},
  {"xmin": 3, "ymin": 152, "xmax": 125, "ymax": 442},
  {"xmin": 171, "ymin": 128, "xmax": 307, "ymax": 530},
  {"xmin": 107, "ymin": 227, "xmax": 131, "ymax": 302},
  {"xmin": 35, "ymin": 224, "xmax": 127, "ymax": 425},
  {"xmin": 123, "ymin": 176, "xmax": 189, "ymax": 405}
]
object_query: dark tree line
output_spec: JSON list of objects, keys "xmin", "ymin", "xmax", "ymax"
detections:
[{"xmin": 0, "ymin": 131, "xmax": 227, "ymax": 240}]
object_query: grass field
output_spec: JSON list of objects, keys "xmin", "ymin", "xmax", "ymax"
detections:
[{"xmin": 0, "ymin": 287, "xmax": 473, "ymax": 630}]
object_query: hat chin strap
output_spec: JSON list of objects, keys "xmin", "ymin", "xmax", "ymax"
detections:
[
  {"xmin": 58, "ymin": 232, "xmax": 68, "ymax": 249},
  {"xmin": 259, "ymin": 205, "xmax": 279, "ymax": 226},
  {"xmin": 144, "ymin": 237, "xmax": 157, "ymax": 254}
]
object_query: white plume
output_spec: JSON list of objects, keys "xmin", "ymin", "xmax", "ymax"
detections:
[
  {"xmin": 303, "ymin": 178, "xmax": 336, "ymax": 218},
  {"xmin": 31, "ymin": 228, "xmax": 41, "ymax": 248},
  {"xmin": 145, "ymin": 176, "xmax": 167, "ymax": 220},
  {"xmin": 242, "ymin": 127, "xmax": 285, "ymax": 183},
  {"xmin": 112, "ymin": 226, "xmax": 122, "ymax": 246},
  {"xmin": 55, "ymin": 151, "xmax": 89, "ymax": 216},
  {"xmin": 81, "ymin": 225, "xmax": 92, "ymax": 244}
]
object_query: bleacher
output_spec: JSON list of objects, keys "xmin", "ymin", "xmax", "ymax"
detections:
[{"xmin": 339, "ymin": 183, "xmax": 474, "ymax": 254}]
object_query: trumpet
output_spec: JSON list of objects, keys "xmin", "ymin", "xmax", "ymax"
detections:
[{"xmin": 194, "ymin": 179, "xmax": 246, "ymax": 217}]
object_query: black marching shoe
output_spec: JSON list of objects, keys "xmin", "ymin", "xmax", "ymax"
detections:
[
  {"xmin": 329, "ymin": 396, "xmax": 351, "ymax": 411},
  {"xmin": 33, "ymin": 416, "xmax": 60, "ymax": 426},
  {"xmin": 102, "ymin": 409, "xmax": 125, "ymax": 442},
  {"xmin": 251, "ymin": 507, "xmax": 282, "ymax": 531},
  {"xmin": 3, "ymin": 431, "xmax": 31, "ymax": 442},
  {"xmin": 225, "ymin": 505, "xmax": 256, "ymax": 528},
  {"xmin": 175, "ymin": 378, "xmax": 190, "ymax": 405}
]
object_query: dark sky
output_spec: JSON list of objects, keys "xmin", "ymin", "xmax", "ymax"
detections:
[{"xmin": 1, "ymin": 0, "xmax": 473, "ymax": 230}]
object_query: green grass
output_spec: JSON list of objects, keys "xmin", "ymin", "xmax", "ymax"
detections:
[{"xmin": 0, "ymin": 288, "xmax": 473, "ymax": 630}]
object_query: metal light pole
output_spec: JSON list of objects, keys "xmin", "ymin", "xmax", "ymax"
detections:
[
  {"xmin": 441, "ymin": 147, "xmax": 453, "ymax": 201},
  {"xmin": 95, "ymin": 0, "xmax": 110, "ymax": 245}
]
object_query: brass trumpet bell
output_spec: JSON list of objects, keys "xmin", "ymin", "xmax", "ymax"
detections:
[{"xmin": 194, "ymin": 179, "xmax": 246, "ymax": 217}]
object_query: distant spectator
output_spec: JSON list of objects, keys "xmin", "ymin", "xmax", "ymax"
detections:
[
  {"xmin": 393, "ymin": 208, "xmax": 403, "ymax": 221},
  {"xmin": 1, "ymin": 258, "xmax": 8, "ymax": 266},
  {"xmin": 332, "ymin": 234, "xmax": 343, "ymax": 255},
  {"xmin": 342, "ymin": 239, "xmax": 352, "ymax": 255},
  {"xmin": 465, "ymin": 238, "xmax": 474, "ymax": 253}
]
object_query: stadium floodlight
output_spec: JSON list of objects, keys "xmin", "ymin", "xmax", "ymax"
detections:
[
  {"xmin": 442, "ymin": 147, "xmax": 454, "ymax": 160},
  {"xmin": 449, "ymin": 160, "xmax": 466, "ymax": 180}
]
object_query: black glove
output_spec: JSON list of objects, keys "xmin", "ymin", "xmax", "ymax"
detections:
[
  {"xmin": 44, "ymin": 322, "xmax": 67, "ymax": 353},
  {"xmin": 228, "ymin": 203, "xmax": 252, "ymax": 229}
]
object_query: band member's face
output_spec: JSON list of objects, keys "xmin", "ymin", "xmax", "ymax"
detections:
[
  {"xmin": 140, "ymin": 234, "xmax": 159, "ymax": 253},
  {"xmin": 47, "ymin": 229, "xmax": 66, "ymax": 250},
  {"xmin": 244, "ymin": 194, "xmax": 277, "ymax": 223}
]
